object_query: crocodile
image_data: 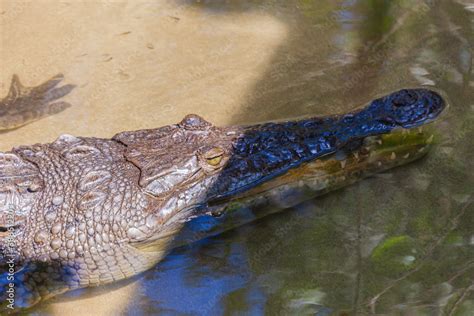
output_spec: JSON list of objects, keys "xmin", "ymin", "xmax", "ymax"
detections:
[
  {"xmin": 0, "ymin": 88, "xmax": 445, "ymax": 312},
  {"xmin": 0, "ymin": 74, "xmax": 75, "ymax": 132}
]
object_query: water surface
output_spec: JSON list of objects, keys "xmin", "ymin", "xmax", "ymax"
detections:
[{"xmin": 1, "ymin": 0, "xmax": 473, "ymax": 315}]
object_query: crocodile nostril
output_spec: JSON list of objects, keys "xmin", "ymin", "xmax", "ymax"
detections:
[
  {"xmin": 392, "ymin": 90, "xmax": 418, "ymax": 107},
  {"xmin": 392, "ymin": 99, "xmax": 405, "ymax": 107}
]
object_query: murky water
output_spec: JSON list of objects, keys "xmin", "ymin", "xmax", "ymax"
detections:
[{"xmin": 1, "ymin": 0, "xmax": 473, "ymax": 315}]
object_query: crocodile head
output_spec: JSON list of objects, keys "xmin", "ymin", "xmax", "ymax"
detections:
[
  {"xmin": 0, "ymin": 89, "xmax": 445, "ymax": 312},
  {"xmin": 113, "ymin": 88, "xmax": 445, "ymax": 206}
]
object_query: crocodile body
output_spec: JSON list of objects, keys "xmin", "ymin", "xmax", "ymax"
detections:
[{"xmin": 0, "ymin": 89, "xmax": 445, "ymax": 311}]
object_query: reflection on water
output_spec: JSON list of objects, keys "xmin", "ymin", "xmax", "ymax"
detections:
[{"xmin": 2, "ymin": 0, "xmax": 473, "ymax": 315}]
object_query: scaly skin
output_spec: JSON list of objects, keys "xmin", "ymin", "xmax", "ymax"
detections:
[
  {"xmin": 0, "ymin": 74, "xmax": 75, "ymax": 131},
  {"xmin": 0, "ymin": 89, "xmax": 445, "ymax": 312}
]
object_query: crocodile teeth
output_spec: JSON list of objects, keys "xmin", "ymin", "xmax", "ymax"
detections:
[
  {"xmin": 427, "ymin": 135, "xmax": 434, "ymax": 144},
  {"xmin": 340, "ymin": 160, "xmax": 346, "ymax": 169},
  {"xmin": 403, "ymin": 153, "xmax": 410, "ymax": 159},
  {"xmin": 353, "ymin": 152, "xmax": 359, "ymax": 160},
  {"xmin": 391, "ymin": 152, "xmax": 396, "ymax": 160}
]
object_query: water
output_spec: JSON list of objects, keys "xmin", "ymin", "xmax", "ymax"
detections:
[{"xmin": 1, "ymin": 1, "xmax": 473, "ymax": 315}]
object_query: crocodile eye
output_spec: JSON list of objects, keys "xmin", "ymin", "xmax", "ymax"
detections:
[
  {"xmin": 203, "ymin": 147, "xmax": 225, "ymax": 166},
  {"xmin": 207, "ymin": 156, "xmax": 222, "ymax": 166}
]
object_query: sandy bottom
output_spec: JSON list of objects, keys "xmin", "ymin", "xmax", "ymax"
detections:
[{"xmin": 0, "ymin": 1, "xmax": 288, "ymax": 150}]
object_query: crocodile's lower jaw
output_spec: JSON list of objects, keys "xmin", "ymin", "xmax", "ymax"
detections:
[{"xmin": 166, "ymin": 127, "xmax": 434, "ymax": 249}]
